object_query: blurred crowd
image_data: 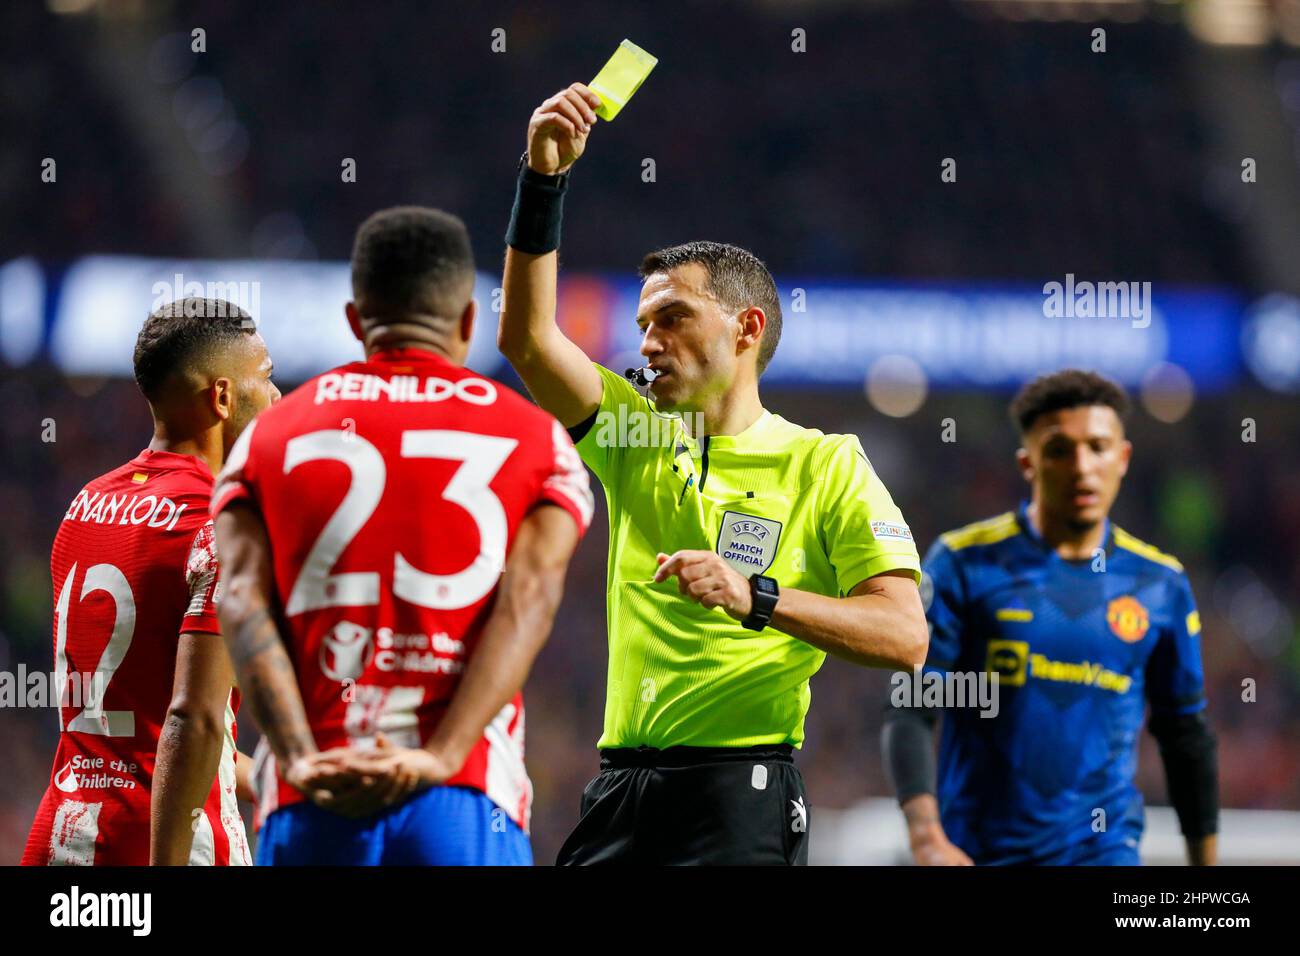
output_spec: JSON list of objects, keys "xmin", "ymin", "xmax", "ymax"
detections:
[{"xmin": 4, "ymin": 2, "xmax": 1250, "ymax": 284}]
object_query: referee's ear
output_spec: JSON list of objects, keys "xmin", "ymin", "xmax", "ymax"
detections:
[{"xmin": 736, "ymin": 306, "xmax": 766, "ymax": 362}]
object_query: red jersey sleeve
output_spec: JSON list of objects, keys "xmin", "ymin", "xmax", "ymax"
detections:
[
  {"xmin": 211, "ymin": 418, "xmax": 261, "ymax": 517},
  {"xmin": 181, "ymin": 519, "xmax": 223, "ymax": 635},
  {"xmin": 537, "ymin": 418, "xmax": 594, "ymax": 535}
]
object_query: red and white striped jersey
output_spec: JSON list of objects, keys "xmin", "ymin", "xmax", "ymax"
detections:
[
  {"xmin": 211, "ymin": 347, "xmax": 592, "ymax": 831},
  {"xmin": 23, "ymin": 450, "xmax": 250, "ymax": 866}
]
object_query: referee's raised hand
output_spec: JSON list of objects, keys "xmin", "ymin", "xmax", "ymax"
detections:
[{"xmin": 527, "ymin": 82, "xmax": 602, "ymax": 176}]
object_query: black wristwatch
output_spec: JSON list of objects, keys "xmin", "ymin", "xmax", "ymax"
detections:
[{"xmin": 742, "ymin": 574, "xmax": 780, "ymax": 631}]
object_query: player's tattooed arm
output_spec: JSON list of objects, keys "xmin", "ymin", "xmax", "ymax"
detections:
[
  {"xmin": 215, "ymin": 506, "xmax": 389, "ymax": 817},
  {"xmin": 230, "ymin": 607, "xmax": 317, "ymax": 765},
  {"xmin": 214, "ymin": 506, "xmax": 316, "ymax": 767}
]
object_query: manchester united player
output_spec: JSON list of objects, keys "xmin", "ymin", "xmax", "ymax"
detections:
[
  {"xmin": 882, "ymin": 370, "xmax": 1218, "ymax": 865},
  {"xmin": 23, "ymin": 297, "xmax": 279, "ymax": 866},
  {"xmin": 213, "ymin": 207, "xmax": 592, "ymax": 865}
]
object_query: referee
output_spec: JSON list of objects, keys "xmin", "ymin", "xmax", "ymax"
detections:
[{"xmin": 499, "ymin": 83, "xmax": 928, "ymax": 865}]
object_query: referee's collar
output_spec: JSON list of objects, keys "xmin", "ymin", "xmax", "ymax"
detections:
[{"xmin": 678, "ymin": 409, "xmax": 774, "ymax": 453}]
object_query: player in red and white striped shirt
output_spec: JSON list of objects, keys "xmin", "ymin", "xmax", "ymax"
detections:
[
  {"xmin": 22, "ymin": 297, "xmax": 279, "ymax": 866},
  {"xmin": 213, "ymin": 207, "xmax": 590, "ymax": 865}
]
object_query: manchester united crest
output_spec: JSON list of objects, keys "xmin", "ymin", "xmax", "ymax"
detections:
[{"xmin": 1106, "ymin": 595, "xmax": 1150, "ymax": 643}]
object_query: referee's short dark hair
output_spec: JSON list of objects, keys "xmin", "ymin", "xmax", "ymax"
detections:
[
  {"xmin": 351, "ymin": 206, "xmax": 476, "ymax": 326},
  {"xmin": 1010, "ymin": 369, "xmax": 1130, "ymax": 435},
  {"xmin": 639, "ymin": 241, "xmax": 783, "ymax": 375},
  {"xmin": 133, "ymin": 297, "xmax": 254, "ymax": 401}
]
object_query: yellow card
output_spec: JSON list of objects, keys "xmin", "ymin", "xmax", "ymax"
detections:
[{"xmin": 589, "ymin": 39, "xmax": 657, "ymax": 121}]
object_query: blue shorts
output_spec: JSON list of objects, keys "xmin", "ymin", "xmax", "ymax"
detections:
[{"xmin": 255, "ymin": 785, "xmax": 532, "ymax": 866}]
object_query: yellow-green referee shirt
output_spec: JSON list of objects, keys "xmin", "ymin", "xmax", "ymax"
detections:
[{"xmin": 574, "ymin": 364, "xmax": 921, "ymax": 750}]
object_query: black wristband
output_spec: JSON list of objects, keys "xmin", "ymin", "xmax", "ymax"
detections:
[
  {"xmin": 881, "ymin": 702, "xmax": 939, "ymax": 803},
  {"xmin": 1149, "ymin": 711, "xmax": 1219, "ymax": 838},
  {"xmin": 505, "ymin": 154, "xmax": 569, "ymax": 254}
]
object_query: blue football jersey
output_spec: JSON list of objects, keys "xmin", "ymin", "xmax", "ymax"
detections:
[{"xmin": 922, "ymin": 503, "xmax": 1206, "ymax": 865}]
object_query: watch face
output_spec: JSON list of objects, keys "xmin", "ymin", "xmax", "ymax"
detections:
[{"xmin": 754, "ymin": 576, "xmax": 777, "ymax": 595}]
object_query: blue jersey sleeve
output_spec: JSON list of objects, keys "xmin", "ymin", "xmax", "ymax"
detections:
[
  {"xmin": 920, "ymin": 539, "xmax": 967, "ymax": 676},
  {"xmin": 1144, "ymin": 572, "xmax": 1207, "ymax": 717}
]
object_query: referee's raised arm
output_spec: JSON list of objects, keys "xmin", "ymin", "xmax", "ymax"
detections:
[{"xmin": 499, "ymin": 83, "xmax": 605, "ymax": 428}]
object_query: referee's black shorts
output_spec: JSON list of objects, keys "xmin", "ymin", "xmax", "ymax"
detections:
[{"xmin": 555, "ymin": 744, "xmax": 809, "ymax": 865}]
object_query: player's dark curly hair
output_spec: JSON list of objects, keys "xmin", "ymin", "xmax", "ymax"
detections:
[
  {"xmin": 351, "ymin": 206, "xmax": 475, "ymax": 325},
  {"xmin": 1010, "ymin": 368, "xmax": 1130, "ymax": 435},
  {"xmin": 639, "ymin": 241, "xmax": 783, "ymax": 375},
  {"xmin": 133, "ymin": 297, "xmax": 254, "ymax": 401}
]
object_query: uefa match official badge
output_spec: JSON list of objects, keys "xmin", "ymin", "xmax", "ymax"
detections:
[{"xmin": 716, "ymin": 511, "xmax": 783, "ymax": 577}]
